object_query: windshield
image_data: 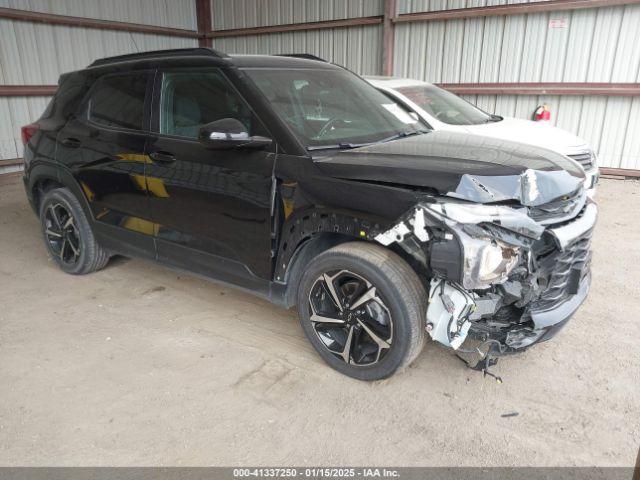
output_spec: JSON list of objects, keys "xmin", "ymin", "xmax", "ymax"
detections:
[
  {"xmin": 244, "ymin": 68, "xmax": 427, "ymax": 149},
  {"xmin": 395, "ymin": 84, "xmax": 496, "ymax": 126}
]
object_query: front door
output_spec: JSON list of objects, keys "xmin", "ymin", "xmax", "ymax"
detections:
[{"xmin": 145, "ymin": 68, "xmax": 275, "ymax": 292}]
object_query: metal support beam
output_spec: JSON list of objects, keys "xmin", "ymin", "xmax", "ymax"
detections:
[
  {"xmin": 207, "ymin": 16, "xmax": 383, "ymax": 39},
  {"xmin": 195, "ymin": 0, "xmax": 212, "ymax": 47},
  {"xmin": 437, "ymin": 82, "xmax": 640, "ymax": 96},
  {"xmin": 600, "ymin": 168, "xmax": 640, "ymax": 178},
  {"xmin": 0, "ymin": 7, "xmax": 199, "ymax": 38},
  {"xmin": 0, "ymin": 85, "xmax": 58, "ymax": 96},
  {"xmin": 394, "ymin": 0, "xmax": 640, "ymax": 23},
  {"xmin": 382, "ymin": 0, "xmax": 396, "ymax": 76},
  {"xmin": 4, "ymin": 83, "xmax": 640, "ymax": 98}
]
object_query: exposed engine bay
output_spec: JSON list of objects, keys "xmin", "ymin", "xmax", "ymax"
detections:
[{"xmin": 374, "ymin": 168, "xmax": 597, "ymax": 369}]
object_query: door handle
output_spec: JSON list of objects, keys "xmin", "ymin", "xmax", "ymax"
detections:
[
  {"xmin": 61, "ymin": 137, "xmax": 82, "ymax": 148},
  {"xmin": 149, "ymin": 151, "xmax": 176, "ymax": 164}
]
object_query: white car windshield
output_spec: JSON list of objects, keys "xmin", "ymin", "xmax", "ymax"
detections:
[
  {"xmin": 245, "ymin": 68, "xmax": 428, "ymax": 149},
  {"xmin": 395, "ymin": 84, "xmax": 498, "ymax": 126}
]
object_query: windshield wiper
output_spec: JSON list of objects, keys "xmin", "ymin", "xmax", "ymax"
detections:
[
  {"xmin": 378, "ymin": 130, "xmax": 428, "ymax": 143},
  {"xmin": 307, "ymin": 142, "xmax": 371, "ymax": 151},
  {"xmin": 307, "ymin": 130, "xmax": 428, "ymax": 151}
]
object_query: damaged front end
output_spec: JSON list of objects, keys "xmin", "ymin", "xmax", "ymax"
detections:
[{"xmin": 375, "ymin": 171, "xmax": 597, "ymax": 369}]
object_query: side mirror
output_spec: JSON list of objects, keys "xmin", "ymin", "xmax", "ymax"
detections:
[{"xmin": 198, "ymin": 118, "xmax": 272, "ymax": 150}]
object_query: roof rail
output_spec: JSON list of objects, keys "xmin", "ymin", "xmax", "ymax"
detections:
[
  {"xmin": 276, "ymin": 53, "xmax": 327, "ymax": 62},
  {"xmin": 89, "ymin": 48, "xmax": 229, "ymax": 67}
]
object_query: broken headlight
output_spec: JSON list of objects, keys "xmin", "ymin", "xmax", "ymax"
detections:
[
  {"xmin": 458, "ymin": 233, "xmax": 520, "ymax": 289},
  {"xmin": 425, "ymin": 202, "xmax": 540, "ymax": 290}
]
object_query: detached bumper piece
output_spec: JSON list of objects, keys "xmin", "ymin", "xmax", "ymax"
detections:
[{"xmin": 427, "ymin": 202, "xmax": 597, "ymax": 369}]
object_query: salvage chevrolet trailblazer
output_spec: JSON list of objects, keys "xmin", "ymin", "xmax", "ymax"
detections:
[{"xmin": 22, "ymin": 49, "xmax": 597, "ymax": 380}]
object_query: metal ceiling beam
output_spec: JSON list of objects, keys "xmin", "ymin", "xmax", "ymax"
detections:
[
  {"xmin": 206, "ymin": 16, "xmax": 383, "ymax": 39},
  {"xmin": 0, "ymin": 7, "xmax": 199, "ymax": 38},
  {"xmin": 394, "ymin": 0, "xmax": 640, "ymax": 23}
]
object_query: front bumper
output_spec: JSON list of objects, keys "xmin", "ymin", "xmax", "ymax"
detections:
[
  {"xmin": 427, "ymin": 201, "xmax": 596, "ymax": 367},
  {"xmin": 470, "ymin": 271, "xmax": 591, "ymax": 355},
  {"xmin": 456, "ymin": 273, "xmax": 590, "ymax": 368}
]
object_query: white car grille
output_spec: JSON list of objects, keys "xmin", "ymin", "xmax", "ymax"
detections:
[{"xmin": 567, "ymin": 151, "xmax": 595, "ymax": 171}]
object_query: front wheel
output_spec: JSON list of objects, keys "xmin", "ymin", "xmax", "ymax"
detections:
[{"xmin": 297, "ymin": 242, "xmax": 427, "ymax": 380}]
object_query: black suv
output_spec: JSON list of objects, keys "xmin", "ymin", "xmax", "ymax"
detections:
[{"xmin": 22, "ymin": 48, "xmax": 596, "ymax": 380}]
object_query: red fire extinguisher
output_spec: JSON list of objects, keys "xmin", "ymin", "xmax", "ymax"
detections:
[{"xmin": 533, "ymin": 104, "xmax": 551, "ymax": 122}]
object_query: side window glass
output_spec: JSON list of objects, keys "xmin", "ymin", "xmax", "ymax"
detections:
[
  {"xmin": 89, "ymin": 73, "xmax": 148, "ymax": 130},
  {"xmin": 159, "ymin": 70, "xmax": 262, "ymax": 138}
]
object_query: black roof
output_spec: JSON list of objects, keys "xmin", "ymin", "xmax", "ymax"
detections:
[
  {"xmin": 86, "ymin": 48, "xmax": 338, "ymax": 71},
  {"xmin": 88, "ymin": 47, "xmax": 228, "ymax": 67}
]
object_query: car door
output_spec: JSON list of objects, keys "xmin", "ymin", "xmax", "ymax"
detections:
[
  {"xmin": 56, "ymin": 70, "xmax": 156, "ymax": 259},
  {"xmin": 145, "ymin": 68, "xmax": 276, "ymax": 293}
]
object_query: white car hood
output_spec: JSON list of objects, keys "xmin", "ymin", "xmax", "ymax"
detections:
[{"xmin": 463, "ymin": 117, "xmax": 588, "ymax": 153}]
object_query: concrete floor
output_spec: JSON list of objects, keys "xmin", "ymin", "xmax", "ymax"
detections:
[{"xmin": 0, "ymin": 176, "xmax": 638, "ymax": 466}]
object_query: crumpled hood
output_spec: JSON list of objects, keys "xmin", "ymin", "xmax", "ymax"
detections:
[
  {"xmin": 315, "ymin": 131, "xmax": 585, "ymax": 207},
  {"xmin": 464, "ymin": 117, "xmax": 588, "ymax": 152}
]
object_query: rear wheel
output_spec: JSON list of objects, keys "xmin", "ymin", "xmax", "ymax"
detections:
[
  {"xmin": 297, "ymin": 242, "xmax": 426, "ymax": 380},
  {"xmin": 39, "ymin": 187, "xmax": 110, "ymax": 275}
]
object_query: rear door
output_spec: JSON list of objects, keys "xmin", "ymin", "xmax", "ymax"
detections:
[
  {"xmin": 145, "ymin": 68, "xmax": 275, "ymax": 292},
  {"xmin": 56, "ymin": 70, "xmax": 156, "ymax": 259}
]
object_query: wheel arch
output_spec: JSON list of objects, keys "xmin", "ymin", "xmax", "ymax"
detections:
[
  {"xmin": 29, "ymin": 166, "xmax": 94, "ymax": 222},
  {"xmin": 276, "ymin": 208, "xmax": 425, "ymax": 308}
]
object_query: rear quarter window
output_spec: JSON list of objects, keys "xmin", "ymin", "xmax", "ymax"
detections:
[{"xmin": 88, "ymin": 73, "xmax": 149, "ymax": 131}]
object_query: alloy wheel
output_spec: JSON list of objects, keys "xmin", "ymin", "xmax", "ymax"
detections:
[
  {"xmin": 308, "ymin": 270, "xmax": 393, "ymax": 366},
  {"xmin": 44, "ymin": 203, "xmax": 81, "ymax": 265}
]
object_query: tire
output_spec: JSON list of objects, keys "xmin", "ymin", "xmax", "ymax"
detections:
[
  {"xmin": 39, "ymin": 187, "xmax": 110, "ymax": 275},
  {"xmin": 296, "ymin": 241, "xmax": 426, "ymax": 380}
]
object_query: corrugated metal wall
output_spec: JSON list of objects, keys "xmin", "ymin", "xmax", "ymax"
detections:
[
  {"xmin": 212, "ymin": 26, "xmax": 382, "ymax": 76},
  {"xmin": 0, "ymin": 0, "xmax": 196, "ymax": 29},
  {"xmin": 0, "ymin": 0, "xmax": 197, "ymax": 165},
  {"xmin": 211, "ymin": 0, "xmax": 383, "ymax": 29},
  {"xmin": 397, "ymin": 0, "xmax": 554, "ymax": 15},
  {"xmin": 394, "ymin": 1, "xmax": 640, "ymax": 169},
  {"xmin": 394, "ymin": 3, "xmax": 640, "ymax": 84},
  {"xmin": 210, "ymin": 0, "xmax": 384, "ymax": 77}
]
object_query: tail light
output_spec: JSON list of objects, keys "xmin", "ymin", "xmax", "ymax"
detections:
[{"xmin": 21, "ymin": 123, "xmax": 40, "ymax": 146}]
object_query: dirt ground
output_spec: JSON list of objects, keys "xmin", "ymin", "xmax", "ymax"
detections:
[{"xmin": 0, "ymin": 176, "xmax": 638, "ymax": 467}]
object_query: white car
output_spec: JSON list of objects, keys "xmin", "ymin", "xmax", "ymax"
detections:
[{"xmin": 366, "ymin": 76, "xmax": 599, "ymax": 195}]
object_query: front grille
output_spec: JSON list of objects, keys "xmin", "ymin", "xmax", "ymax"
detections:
[
  {"xmin": 531, "ymin": 225, "xmax": 593, "ymax": 312},
  {"xmin": 568, "ymin": 151, "xmax": 595, "ymax": 171},
  {"xmin": 528, "ymin": 189, "xmax": 586, "ymax": 225}
]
